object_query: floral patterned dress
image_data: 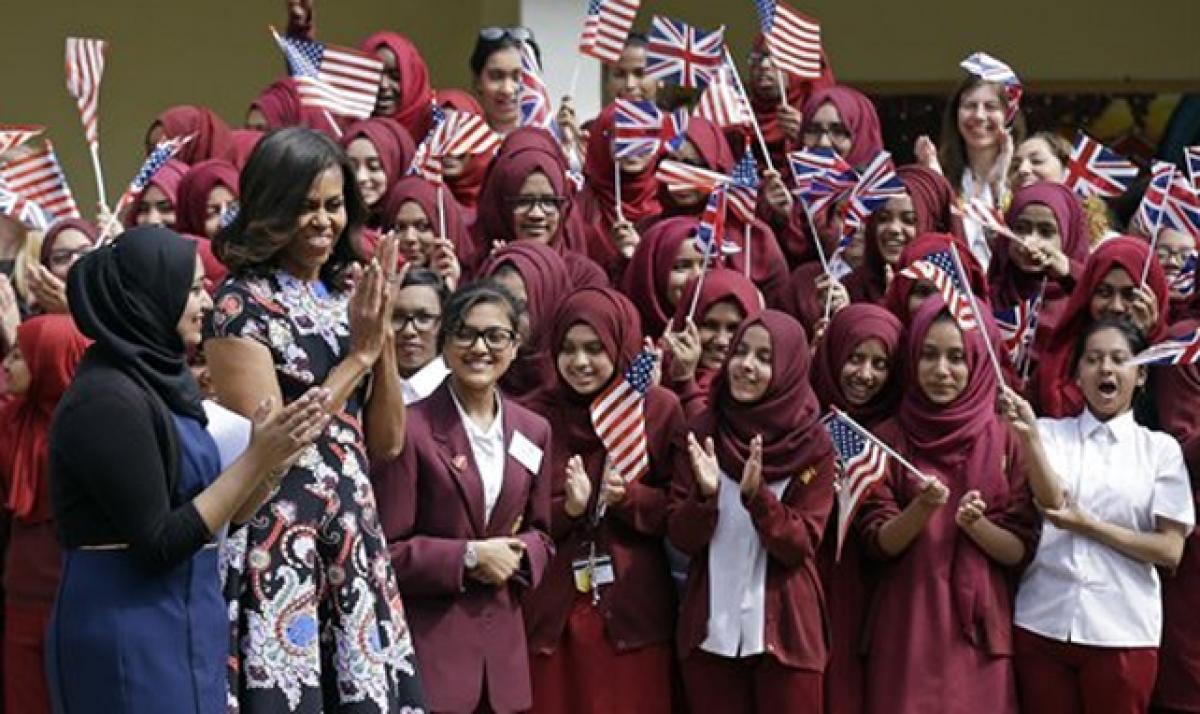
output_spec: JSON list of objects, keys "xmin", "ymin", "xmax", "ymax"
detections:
[{"xmin": 212, "ymin": 269, "xmax": 425, "ymax": 713}]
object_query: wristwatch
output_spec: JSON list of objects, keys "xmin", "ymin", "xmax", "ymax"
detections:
[{"xmin": 463, "ymin": 542, "xmax": 479, "ymax": 570}]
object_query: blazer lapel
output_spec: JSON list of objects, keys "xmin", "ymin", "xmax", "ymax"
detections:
[
  {"xmin": 486, "ymin": 398, "xmax": 533, "ymax": 537},
  {"xmin": 428, "ymin": 384, "xmax": 487, "ymax": 538}
]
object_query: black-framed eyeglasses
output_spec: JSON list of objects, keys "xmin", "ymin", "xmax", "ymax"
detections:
[
  {"xmin": 47, "ymin": 247, "xmax": 92, "ymax": 268},
  {"xmin": 450, "ymin": 324, "xmax": 518, "ymax": 351},
  {"xmin": 506, "ymin": 195, "xmax": 566, "ymax": 214},
  {"xmin": 1156, "ymin": 247, "xmax": 1197, "ymax": 266},
  {"xmin": 478, "ymin": 26, "xmax": 533, "ymax": 42},
  {"xmin": 393, "ymin": 311, "xmax": 441, "ymax": 333},
  {"xmin": 802, "ymin": 123, "xmax": 852, "ymax": 142}
]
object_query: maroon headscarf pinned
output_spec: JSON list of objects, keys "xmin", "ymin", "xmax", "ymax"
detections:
[
  {"xmin": 701, "ymin": 309, "xmax": 832, "ymax": 482},
  {"xmin": 621, "ymin": 216, "xmax": 699, "ymax": 336},
  {"xmin": 248, "ymin": 78, "xmax": 342, "ymax": 136},
  {"xmin": 1033, "ymin": 236, "xmax": 1169, "ymax": 417},
  {"xmin": 811, "ymin": 303, "xmax": 903, "ymax": 427},
  {"xmin": 39, "ymin": 218, "xmax": 98, "ymax": 269},
  {"xmin": 800, "ymin": 86, "xmax": 883, "ymax": 169},
  {"xmin": 991, "ymin": 181, "xmax": 1091, "ymax": 306},
  {"xmin": 175, "ymin": 159, "xmax": 239, "ymax": 238},
  {"xmin": 360, "ymin": 31, "xmax": 435, "ymax": 142},
  {"xmin": 0, "ymin": 315, "xmax": 90, "ymax": 522},
  {"xmin": 480, "ymin": 242, "xmax": 574, "ymax": 400},
  {"xmin": 580, "ymin": 103, "xmax": 663, "ymax": 227},
  {"xmin": 151, "ymin": 105, "xmax": 234, "ymax": 165},
  {"xmin": 883, "ymin": 232, "xmax": 988, "ymax": 322},
  {"xmin": 474, "ymin": 132, "xmax": 569, "ymax": 250},
  {"xmin": 657, "ymin": 116, "xmax": 735, "ymax": 218},
  {"xmin": 123, "ymin": 159, "xmax": 189, "ymax": 229},
  {"xmin": 436, "ymin": 90, "xmax": 491, "ymax": 211},
  {"xmin": 672, "ymin": 268, "xmax": 764, "ymax": 332},
  {"xmin": 340, "ymin": 117, "xmax": 418, "ymax": 198},
  {"xmin": 377, "ymin": 175, "xmax": 470, "ymax": 256},
  {"xmin": 224, "ymin": 129, "xmax": 263, "ymax": 170}
]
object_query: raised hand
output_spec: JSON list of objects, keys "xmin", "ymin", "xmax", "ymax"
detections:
[
  {"xmin": 915, "ymin": 475, "xmax": 949, "ymax": 510},
  {"xmin": 1129, "ymin": 285, "xmax": 1160, "ymax": 336},
  {"xmin": 662, "ymin": 318, "xmax": 701, "ymax": 383},
  {"xmin": 761, "ymin": 169, "xmax": 794, "ymax": 217},
  {"xmin": 427, "ymin": 237, "xmax": 461, "ymax": 291},
  {"xmin": 914, "ymin": 135, "xmax": 942, "ymax": 175},
  {"xmin": 954, "ymin": 489, "xmax": 987, "ymax": 531},
  {"xmin": 563, "ymin": 455, "xmax": 593, "ymax": 518},
  {"xmin": 778, "ymin": 104, "xmax": 803, "ymax": 144},
  {"xmin": 247, "ymin": 388, "xmax": 332, "ymax": 480},
  {"xmin": 26, "ymin": 264, "xmax": 69, "ymax": 314},
  {"xmin": 610, "ymin": 220, "xmax": 641, "ymax": 259},
  {"xmin": 997, "ymin": 386, "xmax": 1037, "ymax": 436},
  {"xmin": 739, "ymin": 434, "xmax": 764, "ymax": 500},
  {"xmin": 347, "ymin": 250, "xmax": 392, "ymax": 366},
  {"xmin": 686, "ymin": 432, "xmax": 719, "ymax": 498}
]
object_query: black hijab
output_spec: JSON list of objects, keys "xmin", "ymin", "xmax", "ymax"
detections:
[{"xmin": 67, "ymin": 226, "xmax": 207, "ymax": 423}]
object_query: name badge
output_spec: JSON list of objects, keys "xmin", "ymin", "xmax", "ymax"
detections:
[
  {"xmin": 509, "ymin": 430, "xmax": 543, "ymax": 474},
  {"xmin": 572, "ymin": 554, "xmax": 615, "ymax": 593}
]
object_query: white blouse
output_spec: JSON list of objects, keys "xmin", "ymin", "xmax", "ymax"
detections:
[
  {"xmin": 450, "ymin": 387, "xmax": 505, "ymax": 524},
  {"xmin": 702, "ymin": 472, "xmax": 791, "ymax": 659},
  {"xmin": 1015, "ymin": 409, "xmax": 1195, "ymax": 647},
  {"xmin": 401, "ymin": 355, "xmax": 449, "ymax": 406}
]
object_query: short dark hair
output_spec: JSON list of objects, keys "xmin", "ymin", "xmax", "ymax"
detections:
[
  {"xmin": 1071, "ymin": 315, "xmax": 1148, "ymax": 375},
  {"xmin": 214, "ymin": 127, "xmax": 365, "ymax": 287},
  {"xmin": 625, "ymin": 32, "xmax": 649, "ymax": 48},
  {"xmin": 438, "ymin": 279, "xmax": 523, "ymax": 350},
  {"xmin": 469, "ymin": 34, "xmax": 540, "ymax": 77},
  {"xmin": 399, "ymin": 267, "xmax": 450, "ymax": 307}
]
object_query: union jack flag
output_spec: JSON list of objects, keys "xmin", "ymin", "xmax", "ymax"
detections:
[
  {"xmin": 756, "ymin": 1, "xmax": 824, "ymax": 79},
  {"xmin": 1171, "ymin": 253, "xmax": 1197, "ymax": 298},
  {"xmin": 900, "ymin": 249, "xmax": 978, "ymax": 331},
  {"xmin": 840, "ymin": 151, "xmax": 905, "ymax": 241},
  {"xmin": 578, "ymin": 0, "xmax": 642, "ymax": 65},
  {"xmin": 1064, "ymin": 132, "xmax": 1138, "ymax": 198},
  {"xmin": 693, "ymin": 61, "xmax": 754, "ymax": 130},
  {"xmin": 0, "ymin": 184, "xmax": 52, "ymax": 231},
  {"xmin": 114, "ymin": 135, "xmax": 193, "ymax": 214},
  {"xmin": 727, "ymin": 150, "xmax": 760, "ymax": 223},
  {"xmin": 787, "ymin": 147, "xmax": 857, "ymax": 197},
  {"xmin": 665, "ymin": 108, "xmax": 690, "ymax": 152},
  {"xmin": 0, "ymin": 140, "xmax": 80, "ymax": 221},
  {"xmin": 1134, "ymin": 162, "xmax": 1176, "ymax": 237},
  {"xmin": 959, "ymin": 52, "xmax": 1022, "ymax": 124},
  {"xmin": 655, "ymin": 159, "xmax": 729, "ymax": 195},
  {"xmin": 0, "ymin": 125, "xmax": 45, "ymax": 156},
  {"xmin": 645, "ymin": 16, "xmax": 724, "ymax": 89},
  {"xmin": 994, "ymin": 286, "xmax": 1042, "ymax": 371},
  {"xmin": 1131, "ymin": 328, "xmax": 1200, "ymax": 366},
  {"xmin": 590, "ymin": 348, "xmax": 656, "ymax": 484},
  {"xmin": 272, "ymin": 28, "xmax": 384, "ymax": 120},
  {"xmin": 65, "ymin": 37, "xmax": 107, "ymax": 150},
  {"xmin": 696, "ymin": 184, "xmax": 728, "ymax": 256},
  {"xmin": 822, "ymin": 410, "xmax": 889, "ymax": 561},
  {"xmin": 519, "ymin": 42, "xmax": 554, "ymax": 130},
  {"xmin": 1163, "ymin": 172, "xmax": 1200, "ymax": 238},
  {"xmin": 612, "ymin": 99, "xmax": 664, "ymax": 160},
  {"xmin": 1186, "ymin": 146, "xmax": 1200, "ymax": 193}
]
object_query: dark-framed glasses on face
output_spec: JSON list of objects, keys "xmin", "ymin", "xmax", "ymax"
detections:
[
  {"xmin": 505, "ymin": 195, "xmax": 566, "ymax": 214},
  {"xmin": 393, "ymin": 311, "xmax": 441, "ymax": 333},
  {"xmin": 451, "ymin": 324, "xmax": 517, "ymax": 351}
]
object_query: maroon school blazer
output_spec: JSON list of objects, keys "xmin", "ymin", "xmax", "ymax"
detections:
[{"xmin": 372, "ymin": 383, "xmax": 554, "ymax": 714}]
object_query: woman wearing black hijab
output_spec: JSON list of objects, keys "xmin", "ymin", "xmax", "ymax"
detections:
[{"xmin": 45, "ymin": 226, "xmax": 329, "ymax": 714}]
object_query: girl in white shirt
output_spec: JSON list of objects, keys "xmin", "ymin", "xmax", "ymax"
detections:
[{"xmin": 1000, "ymin": 316, "xmax": 1194, "ymax": 713}]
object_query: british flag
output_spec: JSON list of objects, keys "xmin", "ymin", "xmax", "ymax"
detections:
[
  {"xmin": 0, "ymin": 140, "xmax": 80, "ymax": 221},
  {"xmin": 1186, "ymin": 146, "xmax": 1200, "ymax": 193},
  {"xmin": 900, "ymin": 249, "xmax": 978, "ymax": 331},
  {"xmin": 410, "ymin": 107, "xmax": 448, "ymax": 184},
  {"xmin": 665, "ymin": 108, "xmax": 690, "ymax": 152},
  {"xmin": 655, "ymin": 159, "xmax": 729, "ymax": 195},
  {"xmin": 1064, "ymin": 132, "xmax": 1139, "ymax": 198},
  {"xmin": 1171, "ymin": 253, "xmax": 1197, "ymax": 298},
  {"xmin": 994, "ymin": 287, "xmax": 1042, "ymax": 370},
  {"xmin": 693, "ymin": 61, "xmax": 754, "ymax": 131},
  {"xmin": 1162, "ymin": 172, "xmax": 1200, "ymax": 238},
  {"xmin": 787, "ymin": 147, "xmax": 857, "ymax": 197},
  {"xmin": 840, "ymin": 151, "xmax": 905, "ymax": 240},
  {"xmin": 696, "ymin": 184, "xmax": 728, "ymax": 256},
  {"xmin": 578, "ymin": 0, "xmax": 642, "ymax": 65},
  {"xmin": 590, "ymin": 348, "xmax": 655, "ymax": 484},
  {"xmin": 0, "ymin": 125, "xmax": 44, "ymax": 156},
  {"xmin": 756, "ymin": 0, "xmax": 824, "ymax": 80},
  {"xmin": 822, "ymin": 409, "xmax": 889, "ymax": 561},
  {"xmin": 1134, "ymin": 162, "xmax": 1177, "ymax": 237},
  {"xmin": 612, "ymin": 99, "xmax": 664, "ymax": 160},
  {"xmin": 519, "ymin": 42, "xmax": 554, "ymax": 130},
  {"xmin": 272, "ymin": 28, "xmax": 384, "ymax": 120},
  {"xmin": 959, "ymin": 52, "xmax": 1022, "ymax": 124},
  {"xmin": 0, "ymin": 183, "xmax": 52, "ymax": 231},
  {"xmin": 645, "ymin": 16, "xmax": 724, "ymax": 89},
  {"xmin": 1131, "ymin": 328, "xmax": 1200, "ymax": 366},
  {"xmin": 727, "ymin": 150, "xmax": 760, "ymax": 223}
]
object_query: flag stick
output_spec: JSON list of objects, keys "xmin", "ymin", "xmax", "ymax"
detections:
[
  {"xmin": 722, "ymin": 47, "xmax": 775, "ymax": 173},
  {"xmin": 97, "ymin": 196, "xmax": 127, "ymax": 244},
  {"xmin": 743, "ymin": 223, "xmax": 752, "ymax": 278},
  {"xmin": 799, "ymin": 196, "xmax": 831, "ymax": 276},
  {"xmin": 322, "ymin": 110, "xmax": 343, "ymax": 138},
  {"xmin": 567, "ymin": 58, "xmax": 582, "ymax": 102},
  {"xmin": 88, "ymin": 144, "xmax": 109, "ymax": 212},
  {"xmin": 948, "ymin": 242, "xmax": 1008, "ymax": 386},
  {"xmin": 775, "ymin": 68, "xmax": 789, "ymax": 107},
  {"xmin": 436, "ymin": 184, "xmax": 447, "ymax": 240},
  {"xmin": 686, "ymin": 246, "xmax": 715, "ymax": 320},
  {"xmin": 613, "ymin": 159, "xmax": 625, "ymax": 222},
  {"xmin": 1018, "ymin": 278, "xmax": 1046, "ymax": 384},
  {"xmin": 831, "ymin": 406, "xmax": 927, "ymax": 483}
]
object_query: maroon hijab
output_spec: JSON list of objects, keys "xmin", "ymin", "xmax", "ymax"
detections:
[
  {"xmin": 1033, "ymin": 236, "xmax": 1169, "ymax": 417},
  {"xmin": 360, "ymin": 31, "xmax": 435, "ymax": 142},
  {"xmin": 579, "ymin": 103, "xmax": 663, "ymax": 227},
  {"xmin": 620, "ymin": 216, "xmax": 698, "ymax": 337},
  {"xmin": 991, "ymin": 181, "xmax": 1091, "ymax": 305},
  {"xmin": 39, "ymin": 218, "xmax": 98, "ymax": 268},
  {"xmin": 811, "ymin": 303, "xmax": 904, "ymax": 427},
  {"xmin": 175, "ymin": 159, "xmax": 239, "ymax": 237},
  {"xmin": 700, "ymin": 309, "xmax": 832, "ymax": 481},
  {"xmin": 801, "ymin": 86, "xmax": 883, "ymax": 170},
  {"xmin": 883, "ymin": 232, "xmax": 989, "ymax": 322},
  {"xmin": 123, "ymin": 159, "xmax": 188, "ymax": 229},
  {"xmin": 437, "ymin": 90, "xmax": 491, "ymax": 211},
  {"xmin": 377, "ymin": 175, "xmax": 470, "ymax": 255},
  {"xmin": 223, "ymin": 129, "xmax": 263, "ymax": 170},
  {"xmin": 656, "ymin": 116, "xmax": 735, "ymax": 218},
  {"xmin": 151, "ymin": 105, "xmax": 233, "ymax": 165},
  {"xmin": 340, "ymin": 117, "xmax": 418, "ymax": 199}
]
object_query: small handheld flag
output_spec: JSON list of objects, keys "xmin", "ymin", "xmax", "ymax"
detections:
[
  {"xmin": 1064, "ymin": 132, "xmax": 1139, "ymax": 198},
  {"xmin": 727, "ymin": 149, "xmax": 761, "ymax": 223},
  {"xmin": 612, "ymin": 99, "xmax": 664, "ymax": 160},
  {"xmin": 578, "ymin": 0, "xmax": 642, "ymax": 65},
  {"xmin": 590, "ymin": 348, "xmax": 656, "ymax": 486},
  {"xmin": 1162, "ymin": 172, "xmax": 1200, "ymax": 239},
  {"xmin": 1134, "ymin": 162, "xmax": 1176, "ymax": 240},
  {"xmin": 655, "ymin": 160, "xmax": 729, "ymax": 195},
  {"xmin": 1130, "ymin": 328, "xmax": 1200, "ymax": 366},
  {"xmin": 900, "ymin": 250, "xmax": 978, "ymax": 332},
  {"xmin": 519, "ymin": 42, "xmax": 554, "ymax": 130},
  {"xmin": 755, "ymin": 1, "xmax": 824, "ymax": 79},
  {"xmin": 0, "ymin": 185, "xmax": 52, "ymax": 231},
  {"xmin": 0, "ymin": 140, "xmax": 81, "ymax": 222},
  {"xmin": 645, "ymin": 16, "xmax": 724, "ymax": 89},
  {"xmin": 272, "ymin": 27, "xmax": 384, "ymax": 120},
  {"xmin": 0, "ymin": 125, "xmax": 45, "ymax": 157},
  {"xmin": 823, "ymin": 410, "xmax": 888, "ymax": 561},
  {"xmin": 693, "ymin": 62, "xmax": 755, "ymax": 131},
  {"xmin": 1170, "ymin": 253, "xmax": 1197, "ymax": 299}
]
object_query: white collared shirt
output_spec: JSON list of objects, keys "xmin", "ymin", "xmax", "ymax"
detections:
[
  {"xmin": 702, "ymin": 472, "xmax": 791, "ymax": 658},
  {"xmin": 450, "ymin": 387, "xmax": 505, "ymax": 524},
  {"xmin": 402, "ymin": 356, "xmax": 449, "ymax": 406},
  {"xmin": 960, "ymin": 172, "xmax": 998, "ymax": 271},
  {"xmin": 1015, "ymin": 409, "xmax": 1195, "ymax": 647}
]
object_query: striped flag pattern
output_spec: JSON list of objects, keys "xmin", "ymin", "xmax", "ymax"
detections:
[
  {"xmin": 1163, "ymin": 171, "xmax": 1200, "ymax": 238},
  {"xmin": 273, "ymin": 29, "xmax": 383, "ymax": 119},
  {"xmin": 727, "ymin": 149, "xmax": 760, "ymax": 223},
  {"xmin": 787, "ymin": 147, "xmax": 857, "ymax": 196},
  {"xmin": 114, "ymin": 135, "xmax": 193, "ymax": 214},
  {"xmin": 1186, "ymin": 146, "xmax": 1200, "ymax": 193},
  {"xmin": 1170, "ymin": 253, "xmax": 1197, "ymax": 298},
  {"xmin": 0, "ymin": 140, "xmax": 80, "ymax": 221},
  {"xmin": 665, "ymin": 108, "xmax": 690, "ymax": 152},
  {"xmin": 822, "ymin": 410, "xmax": 889, "ymax": 561},
  {"xmin": 0, "ymin": 184, "xmax": 52, "ymax": 231},
  {"xmin": 519, "ymin": 42, "xmax": 554, "ymax": 130},
  {"xmin": 1064, "ymin": 132, "xmax": 1138, "ymax": 198},
  {"xmin": 840, "ymin": 151, "xmax": 905, "ymax": 240},
  {"xmin": 1134, "ymin": 162, "xmax": 1176, "ymax": 237},
  {"xmin": 441, "ymin": 111, "xmax": 502, "ymax": 158},
  {"xmin": 578, "ymin": 0, "xmax": 642, "ymax": 65},
  {"xmin": 65, "ymin": 37, "xmax": 107, "ymax": 149},
  {"xmin": 756, "ymin": 1, "xmax": 824, "ymax": 79},
  {"xmin": 0, "ymin": 125, "xmax": 45, "ymax": 157},
  {"xmin": 1131, "ymin": 328, "xmax": 1200, "ymax": 366},
  {"xmin": 655, "ymin": 160, "xmax": 728, "ymax": 195},
  {"xmin": 693, "ymin": 62, "xmax": 754, "ymax": 130},
  {"xmin": 590, "ymin": 349, "xmax": 656, "ymax": 484},
  {"xmin": 696, "ymin": 184, "xmax": 728, "ymax": 255},
  {"xmin": 955, "ymin": 196, "xmax": 1011, "ymax": 236},
  {"xmin": 900, "ymin": 250, "xmax": 979, "ymax": 331}
]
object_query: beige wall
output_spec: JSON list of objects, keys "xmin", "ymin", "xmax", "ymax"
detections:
[{"xmin": 3, "ymin": 0, "xmax": 1196, "ymax": 211}]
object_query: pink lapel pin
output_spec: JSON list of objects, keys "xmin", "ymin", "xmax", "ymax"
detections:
[{"xmin": 452, "ymin": 454, "xmax": 468, "ymax": 471}]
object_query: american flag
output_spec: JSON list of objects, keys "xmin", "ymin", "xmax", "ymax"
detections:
[
  {"xmin": 959, "ymin": 52, "xmax": 1022, "ymax": 124},
  {"xmin": 665, "ymin": 108, "xmax": 690, "ymax": 152},
  {"xmin": 1186, "ymin": 146, "xmax": 1200, "ymax": 193},
  {"xmin": 655, "ymin": 159, "xmax": 729, "ymax": 195},
  {"xmin": 442, "ymin": 111, "xmax": 502, "ymax": 158},
  {"xmin": 1064, "ymin": 132, "xmax": 1138, "ymax": 198},
  {"xmin": 954, "ymin": 196, "xmax": 1011, "ymax": 237},
  {"xmin": 645, "ymin": 16, "xmax": 724, "ymax": 89},
  {"xmin": 410, "ymin": 104, "xmax": 449, "ymax": 184},
  {"xmin": 1163, "ymin": 171, "xmax": 1200, "ymax": 238},
  {"xmin": 65, "ymin": 37, "xmax": 107, "ymax": 150},
  {"xmin": 613, "ymin": 99, "xmax": 664, "ymax": 160},
  {"xmin": 1171, "ymin": 253, "xmax": 1197, "ymax": 298},
  {"xmin": 519, "ymin": 42, "xmax": 554, "ymax": 130},
  {"xmin": 272, "ymin": 28, "xmax": 383, "ymax": 120},
  {"xmin": 693, "ymin": 61, "xmax": 755, "ymax": 130},
  {"xmin": 900, "ymin": 249, "xmax": 978, "ymax": 331},
  {"xmin": 590, "ymin": 348, "xmax": 656, "ymax": 484},
  {"xmin": 1131, "ymin": 328, "xmax": 1200, "ymax": 366},
  {"xmin": 578, "ymin": 0, "xmax": 642, "ymax": 65},
  {"xmin": 0, "ymin": 140, "xmax": 80, "ymax": 221},
  {"xmin": 0, "ymin": 184, "xmax": 52, "ymax": 231},
  {"xmin": 840, "ymin": 151, "xmax": 905, "ymax": 240},
  {"xmin": 115, "ymin": 135, "xmax": 193, "ymax": 213},
  {"xmin": 0, "ymin": 125, "xmax": 45, "ymax": 157},
  {"xmin": 1134, "ymin": 162, "xmax": 1176, "ymax": 237},
  {"xmin": 822, "ymin": 410, "xmax": 888, "ymax": 561},
  {"xmin": 755, "ymin": 0, "xmax": 824, "ymax": 80},
  {"xmin": 696, "ymin": 184, "xmax": 728, "ymax": 256},
  {"xmin": 727, "ymin": 150, "xmax": 760, "ymax": 223},
  {"xmin": 787, "ymin": 147, "xmax": 857, "ymax": 197}
]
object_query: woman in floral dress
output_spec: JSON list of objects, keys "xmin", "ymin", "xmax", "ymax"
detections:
[{"xmin": 207, "ymin": 127, "xmax": 425, "ymax": 713}]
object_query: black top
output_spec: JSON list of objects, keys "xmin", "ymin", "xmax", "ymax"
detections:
[{"xmin": 49, "ymin": 348, "xmax": 211, "ymax": 571}]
